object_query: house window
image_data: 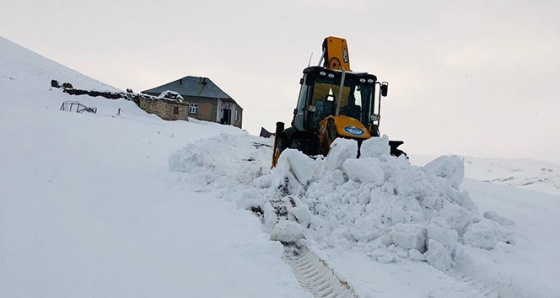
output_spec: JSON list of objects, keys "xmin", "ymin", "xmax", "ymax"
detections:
[
  {"xmin": 173, "ymin": 106, "xmax": 179, "ymax": 114},
  {"xmin": 189, "ymin": 103, "xmax": 199, "ymax": 114}
]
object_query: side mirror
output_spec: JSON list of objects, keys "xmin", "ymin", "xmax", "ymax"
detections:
[{"xmin": 381, "ymin": 82, "xmax": 389, "ymax": 97}]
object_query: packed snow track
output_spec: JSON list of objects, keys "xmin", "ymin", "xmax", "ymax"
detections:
[{"xmin": 284, "ymin": 245, "xmax": 358, "ymax": 298}]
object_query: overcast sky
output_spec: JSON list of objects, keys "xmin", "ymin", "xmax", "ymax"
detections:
[{"xmin": 1, "ymin": 0, "xmax": 559, "ymax": 162}]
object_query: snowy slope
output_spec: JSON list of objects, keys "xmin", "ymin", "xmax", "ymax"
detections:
[
  {"xmin": 0, "ymin": 36, "xmax": 119, "ymax": 99},
  {"xmin": 0, "ymin": 36, "xmax": 309, "ymax": 298},
  {"xmin": 1, "ymin": 36, "xmax": 559, "ymax": 298}
]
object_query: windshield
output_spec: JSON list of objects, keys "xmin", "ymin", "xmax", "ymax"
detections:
[{"xmin": 308, "ymin": 77, "xmax": 373, "ymax": 130}]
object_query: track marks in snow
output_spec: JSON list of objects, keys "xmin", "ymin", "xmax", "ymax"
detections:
[
  {"xmin": 284, "ymin": 245, "xmax": 358, "ymax": 298},
  {"xmin": 452, "ymin": 274, "xmax": 501, "ymax": 298}
]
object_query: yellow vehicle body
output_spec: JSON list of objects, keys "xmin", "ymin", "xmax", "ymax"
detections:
[
  {"xmin": 323, "ymin": 36, "xmax": 351, "ymax": 71},
  {"xmin": 317, "ymin": 115, "xmax": 371, "ymax": 156}
]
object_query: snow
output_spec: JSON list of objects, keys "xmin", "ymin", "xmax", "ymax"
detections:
[
  {"xmin": 0, "ymin": 36, "xmax": 308, "ymax": 298},
  {"xmin": 2, "ymin": 35, "xmax": 560, "ymax": 298},
  {"xmin": 270, "ymin": 220, "xmax": 306, "ymax": 243},
  {"xmin": 156, "ymin": 90, "xmax": 185, "ymax": 103},
  {"xmin": 412, "ymin": 153, "xmax": 560, "ymax": 197},
  {"xmin": 171, "ymin": 131, "xmax": 557, "ymax": 297}
]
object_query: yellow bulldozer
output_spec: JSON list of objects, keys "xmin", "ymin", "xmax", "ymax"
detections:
[{"xmin": 271, "ymin": 36, "xmax": 405, "ymax": 168}]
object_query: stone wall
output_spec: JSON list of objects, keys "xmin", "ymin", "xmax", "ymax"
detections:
[{"xmin": 138, "ymin": 97, "xmax": 189, "ymax": 121}]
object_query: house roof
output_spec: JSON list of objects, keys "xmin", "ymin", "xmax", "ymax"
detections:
[{"xmin": 142, "ymin": 76, "xmax": 238, "ymax": 104}]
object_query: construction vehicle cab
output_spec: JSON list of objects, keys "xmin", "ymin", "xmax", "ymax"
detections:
[
  {"xmin": 295, "ymin": 66, "xmax": 381, "ymax": 133},
  {"xmin": 271, "ymin": 36, "xmax": 405, "ymax": 168}
]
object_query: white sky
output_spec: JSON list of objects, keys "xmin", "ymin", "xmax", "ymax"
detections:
[{"xmin": 1, "ymin": 0, "xmax": 559, "ymax": 162}]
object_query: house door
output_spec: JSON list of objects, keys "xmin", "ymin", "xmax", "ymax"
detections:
[{"xmin": 222, "ymin": 109, "xmax": 231, "ymax": 125}]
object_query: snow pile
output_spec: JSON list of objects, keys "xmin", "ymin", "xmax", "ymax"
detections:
[
  {"xmin": 169, "ymin": 132, "xmax": 271, "ymax": 187},
  {"xmin": 170, "ymin": 134, "xmax": 515, "ymax": 272},
  {"xmin": 156, "ymin": 90, "xmax": 185, "ymax": 103}
]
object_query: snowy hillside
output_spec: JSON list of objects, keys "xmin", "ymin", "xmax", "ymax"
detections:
[
  {"xmin": 0, "ymin": 36, "xmax": 119, "ymax": 97},
  {"xmin": 1, "ymin": 36, "xmax": 559, "ymax": 298}
]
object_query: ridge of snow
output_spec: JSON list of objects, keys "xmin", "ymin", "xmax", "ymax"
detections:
[
  {"xmin": 169, "ymin": 133, "xmax": 559, "ymax": 297},
  {"xmin": 170, "ymin": 136, "xmax": 513, "ymax": 268}
]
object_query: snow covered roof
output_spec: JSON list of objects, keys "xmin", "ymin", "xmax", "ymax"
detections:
[
  {"xmin": 156, "ymin": 90, "xmax": 185, "ymax": 103},
  {"xmin": 142, "ymin": 76, "xmax": 240, "ymax": 107}
]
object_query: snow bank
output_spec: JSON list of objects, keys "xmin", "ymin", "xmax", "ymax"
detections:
[
  {"xmin": 169, "ymin": 134, "xmax": 515, "ymax": 272},
  {"xmin": 169, "ymin": 132, "xmax": 271, "ymax": 187}
]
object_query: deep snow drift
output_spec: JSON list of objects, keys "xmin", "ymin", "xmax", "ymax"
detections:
[
  {"xmin": 2, "ymin": 35, "xmax": 559, "ymax": 298},
  {"xmin": 170, "ymin": 133, "xmax": 558, "ymax": 297},
  {"xmin": 171, "ymin": 135, "xmax": 514, "ymax": 271}
]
